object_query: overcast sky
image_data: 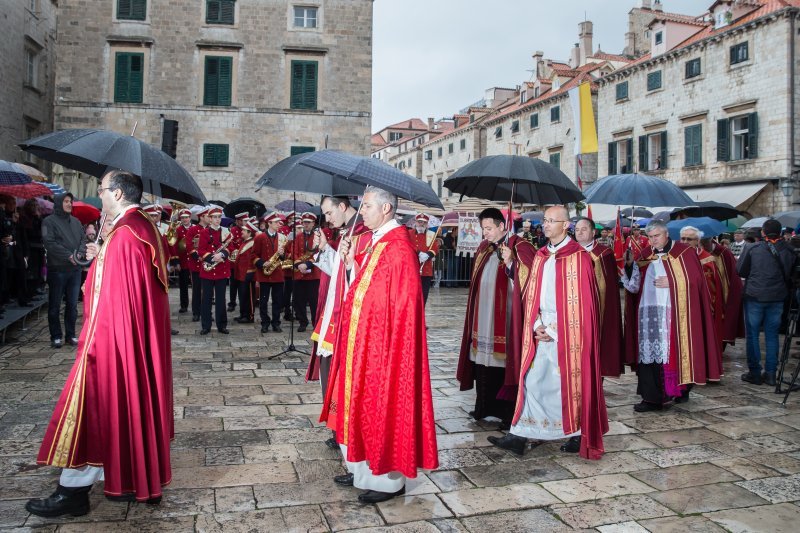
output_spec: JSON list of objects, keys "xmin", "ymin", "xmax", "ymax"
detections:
[{"xmin": 371, "ymin": 0, "xmax": 704, "ymax": 132}]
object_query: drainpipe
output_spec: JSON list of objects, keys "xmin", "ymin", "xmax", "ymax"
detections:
[{"xmin": 790, "ymin": 10, "xmax": 797, "ymax": 205}]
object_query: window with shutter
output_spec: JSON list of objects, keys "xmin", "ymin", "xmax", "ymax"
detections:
[
  {"xmin": 117, "ymin": 0, "xmax": 146, "ymax": 21},
  {"xmin": 684, "ymin": 125, "xmax": 702, "ymax": 166},
  {"xmin": 717, "ymin": 118, "xmax": 730, "ymax": 161},
  {"xmin": 730, "ymin": 42, "xmax": 749, "ymax": 65},
  {"xmin": 207, "ymin": 0, "xmax": 235, "ymax": 25},
  {"xmin": 437, "ymin": 147, "xmax": 443, "ymax": 157},
  {"xmin": 608, "ymin": 142, "xmax": 617, "ymax": 175},
  {"xmin": 624, "ymin": 138, "xmax": 633, "ymax": 173},
  {"xmin": 639, "ymin": 135, "xmax": 648, "ymax": 171},
  {"xmin": 685, "ymin": 58, "xmax": 701, "ymax": 79},
  {"xmin": 204, "ymin": 56, "xmax": 232, "ymax": 106},
  {"xmin": 460, "ymin": 139, "xmax": 466, "ymax": 150},
  {"xmin": 550, "ymin": 106, "xmax": 560, "ymax": 123},
  {"xmin": 530, "ymin": 113, "xmax": 539, "ymax": 129},
  {"xmin": 290, "ymin": 146, "xmax": 315, "ymax": 156},
  {"xmin": 290, "ymin": 60, "xmax": 318, "ymax": 110},
  {"xmin": 448, "ymin": 143, "xmax": 454, "ymax": 154},
  {"xmin": 494, "ymin": 127, "xmax": 502, "ymax": 139},
  {"xmin": 114, "ymin": 52, "xmax": 144, "ymax": 104},
  {"xmin": 549, "ymin": 152, "xmax": 561, "ymax": 169},
  {"xmin": 511, "ymin": 120, "xmax": 519, "ymax": 133},
  {"xmin": 616, "ymin": 81, "xmax": 628, "ymax": 101},
  {"xmin": 203, "ymin": 144, "xmax": 229, "ymax": 167},
  {"xmin": 647, "ymin": 71, "xmax": 662, "ymax": 91}
]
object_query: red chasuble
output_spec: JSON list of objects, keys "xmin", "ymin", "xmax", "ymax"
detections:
[
  {"xmin": 37, "ymin": 208, "xmax": 173, "ymax": 500},
  {"xmin": 710, "ymin": 244, "xmax": 745, "ymax": 346},
  {"xmin": 320, "ymin": 226, "xmax": 438, "ymax": 477},
  {"xmin": 511, "ymin": 240, "xmax": 608, "ymax": 460},
  {"xmin": 456, "ymin": 235, "xmax": 536, "ymax": 398},
  {"xmin": 623, "ymin": 242, "xmax": 723, "ymax": 384},
  {"xmin": 699, "ymin": 249, "xmax": 724, "ymax": 365},
  {"xmin": 588, "ymin": 242, "xmax": 625, "ymax": 377}
]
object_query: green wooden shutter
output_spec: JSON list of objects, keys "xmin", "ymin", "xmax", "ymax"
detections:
[
  {"xmin": 217, "ymin": 144, "xmax": 229, "ymax": 166},
  {"xmin": 206, "ymin": 0, "xmax": 220, "ymax": 23},
  {"xmin": 203, "ymin": 144, "xmax": 216, "ymax": 166},
  {"xmin": 639, "ymin": 135, "xmax": 648, "ymax": 171},
  {"xmin": 291, "ymin": 61, "xmax": 318, "ymax": 110},
  {"xmin": 220, "ymin": 0, "xmax": 235, "ymax": 24},
  {"xmin": 747, "ymin": 112, "xmax": 758, "ymax": 159},
  {"xmin": 608, "ymin": 142, "xmax": 617, "ymax": 174},
  {"xmin": 625, "ymin": 138, "xmax": 633, "ymax": 173},
  {"xmin": 114, "ymin": 53, "xmax": 130, "ymax": 103},
  {"xmin": 660, "ymin": 131, "xmax": 668, "ymax": 169},
  {"xmin": 684, "ymin": 127, "xmax": 694, "ymax": 166},
  {"xmin": 203, "ymin": 144, "xmax": 229, "ymax": 166},
  {"xmin": 204, "ymin": 57, "xmax": 219, "ymax": 105},
  {"xmin": 118, "ymin": 0, "xmax": 146, "ymax": 20},
  {"xmin": 717, "ymin": 118, "xmax": 730, "ymax": 162},
  {"xmin": 203, "ymin": 57, "xmax": 231, "ymax": 106},
  {"xmin": 218, "ymin": 57, "xmax": 232, "ymax": 106},
  {"xmin": 291, "ymin": 146, "xmax": 315, "ymax": 156},
  {"xmin": 114, "ymin": 52, "xmax": 143, "ymax": 103}
]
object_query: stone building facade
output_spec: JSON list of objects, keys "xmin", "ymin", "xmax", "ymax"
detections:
[
  {"xmin": 0, "ymin": 0, "xmax": 58, "ymax": 165},
  {"xmin": 597, "ymin": 0, "xmax": 800, "ymax": 217},
  {"xmin": 53, "ymin": 0, "xmax": 373, "ymax": 204}
]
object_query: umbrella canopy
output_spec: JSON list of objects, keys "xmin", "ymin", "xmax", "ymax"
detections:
[
  {"xmin": 444, "ymin": 155, "xmax": 584, "ymax": 205},
  {"xmin": 671, "ymin": 200, "xmax": 741, "ymax": 221},
  {"xmin": 666, "ymin": 217, "xmax": 730, "ymax": 240},
  {"xmin": 620, "ymin": 207, "xmax": 653, "ymax": 218},
  {"xmin": 15, "ymin": 162, "xmax": 48, "ymax": 181},
  {"xmin": 43, "ymin": 182, "xmax": 67, "ymax": 196},
  {"xmin": 0, "ymin": 182, "xmax": 51, "ymax": 199},
  {"xmin": 521, "ymin": 210, "xmax": 545, "ymax": 222},
  {"xmin": 19, "ymin": 128, "xmax": 206, "ymax": 204},
  {"xmin": 274, "ymin": 199, "xmax": 313, "ymax": 213},
  {"xmin": 80, "ymin": 196, "xmax": 103, "ymax": 209},
  {"xmin": 0, "ymin": 160, "xmax": 36, "ymax": 185},
  {"xmin": 258, "ymin": 150, "xmax": 443, "ymax": 209},
  {"xmin": 741, "ymin": 216, "xmax": 769, "ymax": 229},
  {"xmin": 17, "ymin": 196, "xmax": 53, "ymax": 215},
  {"xmin": 607, "ymin": 217, "xmax": 634, "ymax": 229},
  {"xmin": 71, "ymin": 200, "xmax": 101, "ymax": 224},
  {"xmin": 584, "ymin": 173, "xmax": 693, "ymax": 207},
  {"xmin": 773, "ymin": 210, "xmax": 800, "ymax": 229},
  {"xmin": 225, "ymin": 197, "xmax": 267, "ymax": 218}
]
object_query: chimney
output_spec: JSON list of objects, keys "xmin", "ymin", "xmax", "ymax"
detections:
[
  {"xmin": 579, "ymin": 20, "xmax": 593, "ymax": 66},
  {"xmin": 570, "ymin": 43, "xmax": 580, "ymax": 68},
  {"xmin": 532, "ymin": 51, "xmax": 544, "ymax": 78},
  {"xmin": 427, "ymin": 117, "xmax": 434, "ymax": 130},
  {"xmin": 640, "ymin": 0, "xmax": 652, "ymax": 9},
  {"xmin": 653, "ymin": 0, "xmax": 663, "ymax": 12}
]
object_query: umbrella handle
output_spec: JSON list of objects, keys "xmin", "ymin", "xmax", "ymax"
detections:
[{"xmin": 73, "ymin": 212, "xmax": 107, "ymax": 267}]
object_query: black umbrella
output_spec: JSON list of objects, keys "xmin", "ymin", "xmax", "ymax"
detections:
[
  {"xmin": 256, "ymin": 151, "xmax": 366, "ymax": 197},
  {"xmin": 620, "ymin": 207, "xmax": 653, "ymax": 218},
  {"xmin": 19, "ymin": 128, "xmax": 206, "ymax": 204},
  {"xmin": 583, "ymin": 173, "xmax": 692, "ymax": 207},
  {"xmin": 670, "ymin": 201, "xmax": 740, "ymax": 221},
  {"xmin": 443, "ymin": 155, "xmax": 584, "ymax": 205},
  {"xmin": 224, "ymin": 197, "xmax": 266, "ymax": 219}
]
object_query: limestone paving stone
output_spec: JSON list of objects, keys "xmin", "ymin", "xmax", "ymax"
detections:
[
  {"xmin": 434, "ymin": 448, "xmax": 494, "ymax": 470},
  {"xmin": 222, "ymin": 414, "xmax": 312, "ymax": 431},
  {"xmin": 460, "ymin": 458, "xmax": 573, "ymax": 487},
  {"xmin": 321, "ymin": 500, "xmax": 385, "ymax": 531},
  {"xmin": 633, "ymin": 444, "xmax": 726, "ymax": 467},
  {"xmin": 294, "ymin": 459, "xmax": 345, "ymax": 483},
  {"xmin": 254, "ymin": 479, "xmax": 359, "ymax": 508},
  {"xmin": 125, "ymin": 488, "xmax": 215, "ymax": 519},
  {"xmin": 639, "ymin": 428, "xmax": 725, "ymax": 448},
  {"xmin": 554, "ymin": 451, "xmax": 657, "ymax": 477},
  {"xmin": 736, "ymin": 474, "xmax": 800, "ymax": 503},
  {"xmin": 622, "ymin": 414, "xmax": 704, "ymax": 433},
  {"xmin": 267, "ymin": 427, "xmax": 333, "ymax": 444},
  {"xmin": 601, "ymin": 435, "xmax": 659, "ymax": 452},
  {"xmin": 705, "ymin": 502, "xmax": 800, "ymax": 533},
  {"xmin": 224, "ymin": 393, "xmax": 302, "ymax": 405},
  {"xmin": 438, "ymin": 483, "xmax": 561, "ymax": 516},
  {"xmin": 205, "ymin": 446, "xmax": 244, "ymax": 466},
  {"xmin": 428, "ymin": 470, "xmax": 476, "ymax": 492},
  {"xmin": 340, "ymin": 521, "xmax": 441, "ymax": 532},
  {"xmin": 595, "ymin": 521, "xmax": 650, "ymax": 533},
  {"xmin": 648, "ymin": 482, "xmax": 769, "ymax": 514},
  {"xmin": 459, "ymin": 508, "xmax": 573, "ymax": 533},
  {"xmin": 0, "ymin": 499, "xmax": 29, "ymax": 528},
  {"xmin": 172, "ymin": 417, "xmax": 223, "ymax": 433},
  {"xmin": 377, "ymin": 493, "xmax": 453, "ymax": 524},
  {"xmin": 551, "ymin": 494, "xmax": 675, "ymax": 529},
  {"xmin": 435, "ymin": 431, "xmax": 501, "ymax": 450},
  {"xmin": 748, "ymin": 452, "xmax": 800, "ymax": 474},
  {"xmin": 25, "ymin": 491, "xmax": 130, "ymax": 526},
  {"xmin": 540, "ymin": 473, "xmax": 654, "ymax": 503},
  {"xmin": 56, "ymin": 516, "xmax": 196, "ymax": 532},
  {"xmin": 183, "ymin": 405, "xmax": 269, "ymax": 418},
  {"xmin": 214, "ymin": 486, "xmax": 256, "ymax": 513},
  {"xmin": 741, "ymin": 433, "xmax": 800, "ymax": 453},
  {"xmin": 706, "ymin": 405, "xmax": 786, "ymax": 421},
  {"xmin": 404, "ymin": 473, "xmax": 440, "ymax": 496},
  {"xmin": 169, "ymin": 463, "xmax": 296, "ymax": 489},
  {"xmin": 631, "ymin": 462, "xmax": 742, "ymax": 491},
  {"xmin": 710, "ymin": 457, "xmax": 782, "ymax": 480},
  {"xmin": 637, "ymin": 515, "xmax": 726, "ymax": 533},
  {"xmin": 172, "ymin": 429, "xmax": 269, "ymax": 449},
  {"xmin": 194, "ymin": 505, "xmax": 328, "ymax": 533}
]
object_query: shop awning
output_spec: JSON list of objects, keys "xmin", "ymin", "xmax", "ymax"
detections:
[{"xmin": 682, "ymin": 182, "xmax": 769, "ymax": 210}]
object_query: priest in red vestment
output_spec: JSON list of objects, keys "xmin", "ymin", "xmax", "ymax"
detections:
[
  {"xmin": 320, "ymin": 186, "xmax": 438, "ymax": 504},
  {"xmin": 575, "ymin": 217, "xmax": 625, "ymax": 377},
  {"xmin": 26, "ymin": 170, "xmax": 173, "ymax": 517},
  {"xmin": 702, "ymin": 236, "xmax": 745, "ymax": 348},
  {"xmin": 489, "ymin": 206, "xmax": 608, "ymax": 460},
  {"xmin": 456, "ymin": 208, "xmax": 535, "ymax": 430},
  {"xmin": 622, "ymin": 220, "xmax": 722, "ymax": 412}
]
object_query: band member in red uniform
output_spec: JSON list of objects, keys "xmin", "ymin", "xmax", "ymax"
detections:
[
  {"xmin": 175, "ymin": 209, "xmax": 193, "ymax": 313},
  {"xmin": 253, "ymin": 213, "xmax": 286, "ymax": 333},
  {"xmin": 186, "ymin": 207, "xmax": 209, "ymax": 322},
  {"xmin": 198, "ymin": 207, "xmax": 231, "ymax": 335},
  {"xmin": 233, "ymin": 220, "xmax": 259, "ymax": 324},
  {"xmin": 292, "ymin": 212, "xmax": 321, "ymax": 332},
  {"xmin": 408, "ymin": 213, "xmax": 441, "ymax": 306},
  {"xmin": 26, "ymin": 170, "xmax": 172, "ymax": 517},
  {"xmin": 625, "ymin": 223, "xmax": 649, "ymax": 257},
  {"xmin": 227, "ymin": 212, "xmax": 247, "ymax": 312}
]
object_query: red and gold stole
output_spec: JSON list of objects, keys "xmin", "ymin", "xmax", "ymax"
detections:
[{"xmin": 470, "ymin": 245, "xmax": 509, "ymax": 358}]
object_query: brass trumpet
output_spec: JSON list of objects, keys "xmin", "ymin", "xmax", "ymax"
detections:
[{"xmin": 165, "ymin": 200, "xmax": 187, "ymax": 247}]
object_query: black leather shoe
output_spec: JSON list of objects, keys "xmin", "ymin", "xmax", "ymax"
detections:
[
  {"xmin": 227, "ymin": 304, "xmax": 236, "ymax": 312},
  {"xmin": 179, "ymin": 308, "xmax": 188, "ymax": 313},
  {"xmin": 106, "ymin": 493, "xmax": 162, "ymax": 505},
  {"xmin": 741, "ymin": 371, "xmax": 763, "ymax": 385},
  {"xmin": 762, "ymin": 372, "xmax": 777, "ymax": 386},
  {"xmin": 333, "ymin": 473, "xmax": 354, "ymax": 486},
  {"xmin": 357, "ymin": 487, "xmax": 405, "ymax": 503},
  {"xmin": 218, "ymin": 328, "xmax": 230, "ymax": 334},
  {"xmin": 261, "ymin": 325, "xmax": 270, "ymax": 333},
  {"xmin": 25, "ymin": 484, "xmax": 91, "ymax": 518},
  {"xmin": 487, "ymin": 433, "xmax": 527, "ymax": 456},
  {"xmin": 192, "ymin": 315, "xmax": 200, "ymax": 322},
  {"xmin": 200, "ymin": 329, "xmax": 210, "ymax": 335},
  {"xmin": 297, "ymin": 325, "xmax": 307, "ymax": 333},
  {"xmin": 171, "ymin": 329, "xmax": 179, "ymax": 335},
  {"xmin": 633, "ymin": 401, "xmax": 663, "ymax": 412},
  {"xmin": 272, "ymin": 325, "xmax": 282, "ymax": 333},
  {"xmin": 560, "ymin": 436, "xmax": 581, "ymax": 453},
  {"xmin": 324, "ymin": 436, "xmax": 339, "ymax": 449}
]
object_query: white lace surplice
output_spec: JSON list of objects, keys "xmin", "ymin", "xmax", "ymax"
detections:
[
  {"xmin": 471, "ymin": 252, "xmax": 505, "ymax": 368},
  {"xmin": 622, "ymin": 256, "xmax": 672, "ymax": 364}
]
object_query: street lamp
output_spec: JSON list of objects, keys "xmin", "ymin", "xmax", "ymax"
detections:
[{"xmin": 780, "ymin": 177, "xmax": 796, "ymax": 198}]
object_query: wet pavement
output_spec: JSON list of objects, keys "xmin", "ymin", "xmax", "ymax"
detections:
[{"xmin": 1, "ymin": 287, "xmax": 800, "ymax": 531}]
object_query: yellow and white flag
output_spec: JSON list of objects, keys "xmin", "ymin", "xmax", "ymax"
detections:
[{"xmin": 568, "ymin": 82, "xmax": 599, "ymax": 155}]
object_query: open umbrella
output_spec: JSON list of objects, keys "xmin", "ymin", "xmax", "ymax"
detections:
[
  {"xmin": 80, "ymin": 196, "xmax": 103, "ymax": 209},
  {"xmin": 257, "ymin": 151, "xmax": 365, "ymax": 197},
  {"xmin": 741, "ymin": 216, "xmax": 769, "ymax": 229},
  {"xmin": 620, "ymin": 207, "xmax": 653, "ymax": 218},
  {"xmin": 584, "ymin": 173, "xmax": 693, "ymax": 207},
  {"xmin": 444, "ymin": 155, "xmax": 583, "ymax": 205},
  {"xmin": 666, "ymin": 217, "xmax": 729, "ymax": 240},
  {"xmin": 17, "ymin": 196, "xmax": 53, "ymax": 215},
  {"xmin": 19, "ymin": 128, "xmax": 206, "ymax": 204},
  {"xmin": 274, "ymin": 199, "xmax": 312, "ymax": 213},
  {"xmin": 521, "ymin": 210, "xmax": 545, "ymax": 222},
  {"xmin": 0, "ymin": 181, "xmax": 52, "ymax": 199},
  {"xmin": 71, "ymin": 200, "xmax": 101, "ymax": 224},
  {"xmin": 43, "ymin": 182, "xmax": 67, "ymax": 196},
  {"xmin": 225, "ymin": 197, "xmax": 267, "ymax": 218},
  {"xmin": 773, "ymin": 210, "xmax": 800, "ymax": 229},
  {"xmin": 0, "ymin": 160, "xmax": 37, "ymax": 185},
  {"xmin": 671, "ymin": 201, "xmax": 740, "ymax": 221}
]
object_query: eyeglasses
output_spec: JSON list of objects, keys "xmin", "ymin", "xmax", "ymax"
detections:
[
  {"xmin": 542, "ymin": 218, "xmax": 568, "ymax": 224},
  {"xmin": 97, "ymin": 187, "xmax": 112, "ymax": 195}
]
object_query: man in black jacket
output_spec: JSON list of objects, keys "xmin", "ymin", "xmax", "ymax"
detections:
[
  {"xmin": 42, "ymin": 193, "xmax": 86, "ymax": 349},
  {"xmin": 737, "ymin": 219, "xmax": 797, "ymax": 386}
]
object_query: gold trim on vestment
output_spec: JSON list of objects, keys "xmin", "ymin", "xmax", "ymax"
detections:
[
  {"xmin": 667, "ymin": 254, "xmax": 692, "ymax": 384},
  {"xmin": 561, "ymin": 253, "xmax": 583, "ymax": 430},
  {"xmin": 342, "ymin": 241, "xmax": 387, "ymax": 444},
  {"xmin": 590, "ymin": 251, "xmax": 606, "ymax": 326},
  {"xmin": 713, "ymin": 254, "xmax": 730, "ymax": 304}
]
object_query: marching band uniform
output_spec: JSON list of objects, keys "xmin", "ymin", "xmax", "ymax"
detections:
[
  {"xmin": 227, "ymin": 213, "xmax": 247, "ymax": 312},
  {"xmin": 253, "ymin": 213, "xmax": 286, "ymax": 333},
  {"xmin": 408, "ymin": 213, "xmax": 440, "ymax": 305},
  {"xmin": 175, "ymin": 209, "xmax": 193, "ymax": 313},
  {"xmin": 292, "ymin": 213, "xmax": 321, "ymax": 332},
  {"xmin": 198, "ymin": 207, "xmax": 230, "ymax": 334},
  {"xmin": 233, "ymin": 220, "xmax": 259, "ymax": 323},
  {"xmin": 186, "ymin": 207, "xmax": 209, "ymax": 322}
]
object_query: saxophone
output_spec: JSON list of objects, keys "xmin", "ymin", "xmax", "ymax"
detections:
[
  {"xmin": 165, "ymin": 200, "xmax": 187, "ymax": 247},
  {"xmin": 202, "ymin": 232, "xmax": 233, "ymax": 272},
  {"xmin": 262, "ymin": 233, "xmax": 287, "ymax": 276}
]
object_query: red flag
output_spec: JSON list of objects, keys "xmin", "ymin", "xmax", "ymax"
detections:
[
  {"xmin": 613, "ymin": 207, "xmax": 625, "ymax": 269},
  {"xmin": 586, "ymin": 204, "xmax": 593, "ymax": 221}
]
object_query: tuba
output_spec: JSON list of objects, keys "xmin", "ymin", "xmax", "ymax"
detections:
[
  {"xmin": 262, "ymin": 233, "xmax": 287, "ymax": 276},
  {"xmin": 165, "ymin": 200, "xmax": 187, "ymax": 247}
]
